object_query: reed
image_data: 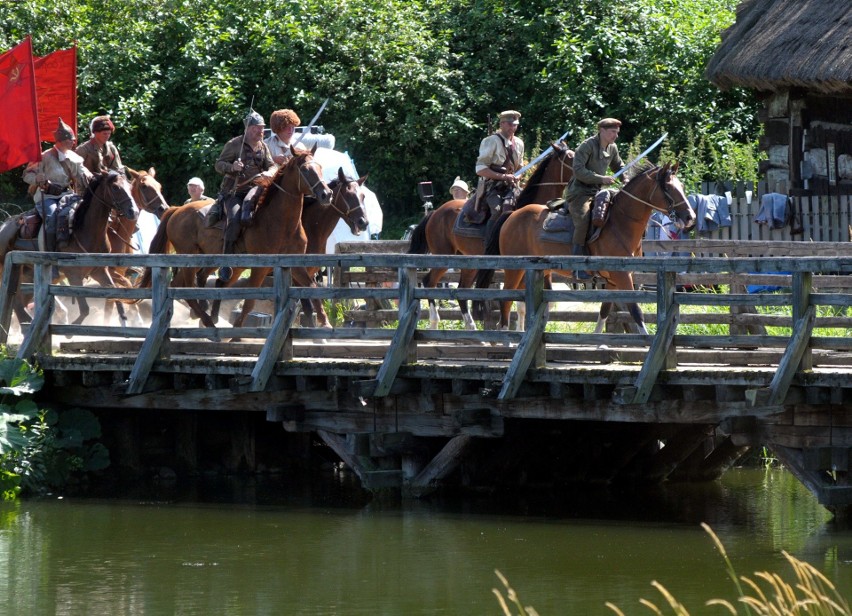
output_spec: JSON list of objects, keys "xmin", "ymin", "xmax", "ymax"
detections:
[{"xmin": 494, "ymin": 524, "xmax": 851, "ymax": 616}]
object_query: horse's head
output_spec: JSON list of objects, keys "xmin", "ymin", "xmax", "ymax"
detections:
[
  {"xmin": 92, "ymin": 171, "xmax": 139, "ymax": 220},
  {"xmin": 329, "ymin": 166, "xmax": 369, "ymax": 236},
  {"xmin": 655, "ymin": 162, "xmax": 695, "ymax": 230},
  {"xmin": 290, "ymin": 145, "xmax": 333, "ymax": 205},
  {"xmin": 127, "ymin": 166, "xmax": 168, "ymax": 219},
  {"xmin": 516, "ymin": 140, "xmax": 575, "ymax": 208},
  {"xmin": 621, "ymin": 162, "xmax": 694, "ymax": 229}
]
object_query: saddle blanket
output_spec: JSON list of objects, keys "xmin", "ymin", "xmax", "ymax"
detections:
[
  {"xmin": 453, "ymin": 208, "xmax": 487, "ymax": 239},
  {"xmin": 538, "ymin": 211, "xmax": 603, "ymax": 246},
  {"xmin": 198, "ymin": 202, "xmax": 225, "ymax": 230}
]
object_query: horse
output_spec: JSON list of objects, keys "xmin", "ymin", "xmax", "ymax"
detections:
[
  {"xmin": 97, "ymin": 167, "xmax": 169, "ymax": 325},
  {"xmin": 0, "ymin": 170, "xmax": 140, "ymax": 326},
  {"xmin": 406, "ymin": 141, "xmax": 574, "ymax": 330},
  {"xmin": 193, "ymin": 167, "xmax": 369, "ymax": 328},
  {"xmin": 473, "ymin": 162, "xmax": 696, "ymax": 335},
  {"xmin": 138, "ymin": 146, "xmax": 333, "ymax": 330}
]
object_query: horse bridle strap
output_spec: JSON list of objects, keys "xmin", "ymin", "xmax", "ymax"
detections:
[
  {"xmin": 89, "ymin": 178, "xmax": 134, "ymax": 218},
  {"xmin": 329, "ymin": 181, "xmax": 362, "ymax": 218},
  {"xmin": 268, "ymin": 159, "xmax": 325, "ymax": 198}
]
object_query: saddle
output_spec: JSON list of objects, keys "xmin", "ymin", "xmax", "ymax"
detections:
[{"xmin": 17, "ymin": 210, "xmax": 41, "ymax": 240}]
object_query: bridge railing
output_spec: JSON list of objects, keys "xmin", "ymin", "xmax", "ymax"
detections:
[{"xmin": 1, "ymin": 249, "xmax": 851, "ymax": 402}]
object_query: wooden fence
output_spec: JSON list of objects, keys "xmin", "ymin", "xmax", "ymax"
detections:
[{"xmin": 2, "ymin": 249, "xmax": 852, "ymax": 405}]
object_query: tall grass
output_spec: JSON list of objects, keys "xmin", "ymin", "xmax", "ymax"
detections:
[{"xmin": 493, "ymin": 524, "xmax": 851, "ymax": 616}]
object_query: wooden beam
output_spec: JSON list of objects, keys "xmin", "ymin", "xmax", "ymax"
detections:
[
  {"xmin": 500, "ymin": 271, "xmax": 547, "ymax": 400},
  {"xmin": 408, "ymin": 434, "xmax": 473, "ymax": 497},
  {"xmin": 127, "ymin": 267, "xmax": 172, "ymax": 394},
  {"xmin": 251, "ymin": 268, "xmax": 298, "ymax": 392},
  {"xmin": 746, "ymin": 304, "xmax": 815, "ymax": 407},
  {"xmin": 372, "ymin": 268, "xmax": 419, "ymax": 397},
  {"xmin": 628, "ymin": 271, "xmax": 679, "ymax": 404},
  {"xmin": 0, "ymin": 261, "xmax": 21, "ymax": 345},
  {"xmin": 17, "ymin": 264, "xmax": 54, "ymax": 360}
]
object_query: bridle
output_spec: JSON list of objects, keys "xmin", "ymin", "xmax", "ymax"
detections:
[
  {"xmin": 133, "ymin": 176, "xmax": 167, "ymax": 215},
  {"xmin": 89, "ymin": 173, "xmax": 137, "ymax": 219},
  {"xmin": 268, "ymin": 156, "xmax": 327, "ymax": 199},
  {"xmin": 619, "ymin": 167, "xmax": 689, "ymax": 222},
  {"xmin": 328, "ymin": 179, "xmax": 365, "ymax": 220}
]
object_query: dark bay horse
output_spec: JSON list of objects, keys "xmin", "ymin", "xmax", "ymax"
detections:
[
  {"xmin": 298, "ymin": 169, "xmax": 369, "ymax": 326},
  {"xmin": 99, "ymin": 167, "xmax": 170, "ymax": 325},
  {"xmin": 0, "ymin": 170, "xmax": 140, "ymax": 326},
  {"xmin": 407, "ymin": 141, "xmax": 574, "ymax": 329},
  {"xmin": 138, "ymin": 146, "xmax": 333, "ymax": 329},
  {"xmin": 474, "ymin": 163, "xmax": 695, "ymax": 334}
]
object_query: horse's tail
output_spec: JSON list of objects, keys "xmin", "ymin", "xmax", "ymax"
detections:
[
  {"xmin": 137, "ymin": 206, "xmax": 179, "ymax": 289},
  {"xmin": 0, "ymin": 216, "xmax": 19, "ymax": 275},
  {"xmin": 472, "ymin": 212, "xmax": 510, "ymax": 319},
  {"xmin": 406, "ymin": 211, "xmax": 434, "ymax": 254}
]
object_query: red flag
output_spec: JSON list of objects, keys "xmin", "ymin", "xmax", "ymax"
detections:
[
  {"xmin": 34, "ymin": 45, "xmax": 77, "ymax": 142},
  {"xmin": 0, "ymin": 36, "xmax": 41, "ymax": 172}
]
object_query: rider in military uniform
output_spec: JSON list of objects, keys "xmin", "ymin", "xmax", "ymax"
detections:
[
  {"xmin": 23, "ymin": 118, "xmax": 92, "ymax": 251},
  {"xmin": 468, "ymin": 110, "xmax": 524, "ymax": 225},
  {"xmin": 207, "ymin": 110, "xmax": 276, "ymax": 279},
  {"xmin": 75, "ymin": 115, "xmax": 125, "ymax": 176}
]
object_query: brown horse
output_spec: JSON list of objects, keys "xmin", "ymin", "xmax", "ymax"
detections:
[
  {"xmin": 138, "ymin": 146, "xmax": 333, "ymax": 329},
  {"xmin": 199, "ymin": 167, "xmax": 369, "ymax": 328},
  {"xmin": 0, "ymin": 170, "xmax": 140, "ymax": 326},
  {"xmin": 406, "ymin": 141, "xmax": 575, "ymax": 330},
  {"xmin": 97, "ymin": 167, "xmax": 170, "ymax": 325},
  {"xmin": 474, "ymin": 163, "xmax": 695, "ymax": 334}
]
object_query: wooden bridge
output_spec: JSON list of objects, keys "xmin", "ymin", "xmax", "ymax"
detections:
[{"xmin": 2, "ymin": 241, "xmax": 852, "ymax": 513}]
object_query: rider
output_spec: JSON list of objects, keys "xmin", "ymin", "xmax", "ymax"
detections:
[
  {"xmin": 467, "ymin": 110, "xmax": 524, "ymax": 225},
  {"xmin": 75, "ymin": 115, "xmax": 126, "ymax": 176},
  {"xmin": 23, "ymin": 118, "xmax": 92, "ymax": 251},
  {"xmin": 562, "ymin": 117, "xmax": 624, "ymax": 278},
  {"xmin": 265, "ymin": 108, "xmax": 306, "ymax": 165},
  {"xmin": 207, "ymin": 110, "xmax": 276, "ymax": 278}
]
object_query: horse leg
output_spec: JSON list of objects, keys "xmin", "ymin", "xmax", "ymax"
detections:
[
  {"xmin": 627, "ymin": 302, "xmax": 649, "ymax": 335},
  {"xmin": 594, "ymin": 301, "xmax": 612, "ymax": 334},
  {"xmin": 232, "ymin": 268, "xmax": 270, "ymax": 336},
  {"xmin": 457, "ymin": 269, "xmax": 478, "ymax": 331},
  {"xmin": 422, "ymin": 268, "xmax": 448, "ymax": 330}
]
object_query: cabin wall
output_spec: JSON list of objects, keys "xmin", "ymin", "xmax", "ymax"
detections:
[{"xmin": 759, "ymin": 91, "xmax": 852, "ymax": 197}]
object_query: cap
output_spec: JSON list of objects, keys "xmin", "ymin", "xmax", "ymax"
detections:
[
  {"xmin": 54, "ymin": 117, "xmax": 75, "ymax": 142},
  {"xmin": 187, "ymin": 177, "xmax": 205, "ymax": 189},
  {"xmin": 598, "ymin": 117, "xmax": 622, "ymax": 129},
  {"xmin": 450, "ymin": 177, "xmax": 469, "ymax": 194},
  {"xmin": 90, "ymin": 115, "xmax": 115, "ymax": 133},
  {"xmin": 499, "ymin": 110, "xmax": 521, "ymax": 125},
  {"xmin": 244, "ymin": 110, "xmax": 265, "ymax": 127}
]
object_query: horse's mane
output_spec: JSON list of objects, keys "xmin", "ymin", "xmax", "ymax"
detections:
[
  {"xmin": 516, "ymin": 141, "xmax": 571, "ymax": 208},
  {"xmin": 256, "ymin": 150, "xmax": 316, "ymax": 210},
  {"xmin": 73, "ymin": 170, "xmax": 118, "ymax": 230},
  {"xmin": 621, "ymin": 160, "xmax": 655, "ymax": 186}
]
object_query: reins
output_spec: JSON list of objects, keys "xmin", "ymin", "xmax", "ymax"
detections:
[{"xmin": 328, "ymin": 180, "xmax": 363, "ymax": 220}]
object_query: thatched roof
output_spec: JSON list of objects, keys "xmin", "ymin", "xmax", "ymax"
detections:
[{"xmin": 705, "ymin": 0, "xmax": 852, "ymax": 95}]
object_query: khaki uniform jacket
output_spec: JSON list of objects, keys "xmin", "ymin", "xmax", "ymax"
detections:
[
  {"xmin": 564, "ymin": 134, "xmax": 624, "ymax": 200},
  {"xmin": 475, "ymin": 132, "xmax": 524, "ymax": 174},
  {"xmin": 23, "ymin": 147, "xmax": 92, "ymax": 203},
  {"xmin": 215, "ymin": 136, "xmax": 275, "ymax": 195},
  {"xmin": 76, "ymin": 139, "xmax": 124, "ymax": 175}
]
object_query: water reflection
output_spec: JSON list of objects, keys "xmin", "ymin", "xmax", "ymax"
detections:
[{"xmin": 0, "ymin": 468, "xmax": 848, "ymax": 615}]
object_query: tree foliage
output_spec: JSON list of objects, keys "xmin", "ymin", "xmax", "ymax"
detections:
[{"xmin": 0, "ymin": 0, "xmax": 758, "ymax": 230}]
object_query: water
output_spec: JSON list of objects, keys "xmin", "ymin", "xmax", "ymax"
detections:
[{"xmin": 0, "ymin": 468, "xmax": 849, "ymax": 615}]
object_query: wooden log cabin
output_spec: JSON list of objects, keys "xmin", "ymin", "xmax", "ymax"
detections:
[{"xmin": 705, "ymin": 0, "xmax": 852, "ymax": 201}]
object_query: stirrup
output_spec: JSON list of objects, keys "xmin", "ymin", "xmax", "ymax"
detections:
[
  {"xmin": 575, "ymin": 270, "xmax": 591, "ymax": 280},
  {"xmin": 217, "ymin": 266, "xmax": 233, "ymax": 282}
]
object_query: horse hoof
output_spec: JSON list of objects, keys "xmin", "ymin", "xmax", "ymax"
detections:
[{"xmin": 598, "ymin": 344, "xmax": 609, "ymax": 351}]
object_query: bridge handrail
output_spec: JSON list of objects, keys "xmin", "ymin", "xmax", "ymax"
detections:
[{"xmin": 0, "ymin": 250, "xmax": 849, "ymax": 404}]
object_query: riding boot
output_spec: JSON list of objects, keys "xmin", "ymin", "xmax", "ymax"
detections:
[
  {"xmin": 218, "ymin": 238, "xmax": 236, "ymax": 282},
  {"xmin": 573, "ymin": 243, "xmax": 591, "ymax": 280},
  {"xmin": 205, "ymin": 198, "xmax": 223, "ymax": 228}
]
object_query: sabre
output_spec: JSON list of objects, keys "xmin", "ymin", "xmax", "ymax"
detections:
[
  {"xmin": 613, "ymin": 131, "xmax": 668, "ymax": 179},
  {"xmin": 513, "ymin": 129, "xmax": 571, "ymax": 178},
  {"xmin": 294, "ymin": 97, "xmax": 330, "ymax": 146}
]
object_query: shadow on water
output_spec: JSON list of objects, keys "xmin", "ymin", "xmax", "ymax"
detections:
[{"xmin": 1, "ymin": 467, "xmax": 850, "ymax": 615}]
